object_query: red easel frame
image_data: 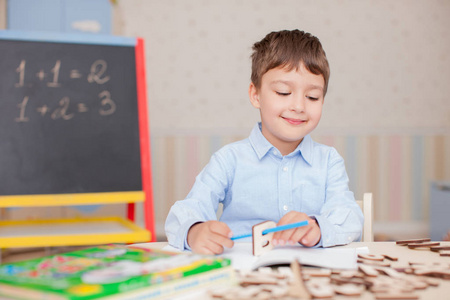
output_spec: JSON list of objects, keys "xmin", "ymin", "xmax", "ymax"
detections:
[{"xmin": 127, "ymin": 38, "xmax": 155, "ymax": 242}]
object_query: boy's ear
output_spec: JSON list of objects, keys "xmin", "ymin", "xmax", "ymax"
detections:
[{"xmin": 248, "ymin": 82, "xmax": 261, "ymax": 109}]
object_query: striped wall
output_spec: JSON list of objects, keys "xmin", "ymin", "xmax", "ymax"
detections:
[{"xmin": 151, "ymin": 133, "xmax": 450, "ymax": 238}]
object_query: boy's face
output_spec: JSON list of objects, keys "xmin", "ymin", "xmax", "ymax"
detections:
[{"xmin": 249, "ymin": 63, "xmax": 324, "ymax": 155}]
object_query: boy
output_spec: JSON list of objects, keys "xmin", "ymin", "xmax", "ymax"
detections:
[{"xmin": 165, "ymin": 30, "xmax": 364, "ymax": 254}]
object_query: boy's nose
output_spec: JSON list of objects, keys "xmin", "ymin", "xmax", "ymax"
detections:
[{"xmin": 290, "ymin": 96, "xmax": 305, "ymax": 112}]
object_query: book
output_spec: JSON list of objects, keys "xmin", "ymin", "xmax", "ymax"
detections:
[
  {"xmin": 0, "ymin": 244, "xmax": 235, "ymax": 300},
  {"xmin": 221, "ymin": 242, "xmax": 360, "ymax": 271},
  {"xmin": 163, "ymin": 242, "xmax": 362, "ymax": 271}
]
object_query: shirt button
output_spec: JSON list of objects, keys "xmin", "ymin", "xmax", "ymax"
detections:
[
  {"xmin": 283, "ymin": 167, "xmax": 288, "ymax": 172},
  {"xmin": 283, "ymin": 205, "xmax": 288, "ymax": 211},
  {"xmin": 348, "ymin": 236, "xmax": 352, "ymax": 241},
  {"xmin": 272, "ymin": 150, "xmax": 277, "ymax": 155}
]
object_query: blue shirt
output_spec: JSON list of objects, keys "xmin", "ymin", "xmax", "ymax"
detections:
[{"xmin": 165, "ymin": 123, "xmax": 364, "ymax": 250}]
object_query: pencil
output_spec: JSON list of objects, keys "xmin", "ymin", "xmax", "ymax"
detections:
[{"xmin": 230, "ymin": 220, "xmax": 310, "ymax": 241}]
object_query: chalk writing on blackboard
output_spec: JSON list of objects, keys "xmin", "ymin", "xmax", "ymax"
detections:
[
  {"xmin": 88, "ymin": 59, "xmax": 110, "ymax": 84},
  {"xmin": 12, "ymin": 58, "xmax": 116, "ymax": 122}
]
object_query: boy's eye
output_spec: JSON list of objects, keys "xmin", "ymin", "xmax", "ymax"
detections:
[
  {"xmin": 276, "ymin": 91, "xmax": 291, "ymax": 96},
  {"xmin": 306, "ymin": 96, "xmax": 319, "ymax": 101}
]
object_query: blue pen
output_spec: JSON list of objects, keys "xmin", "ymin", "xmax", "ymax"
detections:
[{"xmin": 230, "ymin": 220, "xmax": 310, "ymax": 240}]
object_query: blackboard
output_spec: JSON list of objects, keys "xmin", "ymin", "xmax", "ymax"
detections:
[{"xmin": 0, "ymin": 32, "xmax": 148, "ymax": 197}]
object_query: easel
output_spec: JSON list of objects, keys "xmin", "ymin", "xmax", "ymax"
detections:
[{"xmin": 0, "ymin": 31, "xmax": 155, "ymax": 251}]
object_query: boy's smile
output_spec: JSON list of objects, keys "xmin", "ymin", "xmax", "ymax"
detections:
[{"xmin": 249, "ymin": 63, "xmax": 325, "ymax": 156}]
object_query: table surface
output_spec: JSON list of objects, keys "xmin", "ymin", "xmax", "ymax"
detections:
[{"xmin": 133, "ymin": 241, "xmax": 450, "ymax": 300}]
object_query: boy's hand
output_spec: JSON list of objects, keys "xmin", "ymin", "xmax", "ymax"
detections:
[
  {"xmin": 272, "ymin": 211, "xmax": 321, "ymax": 247},
  {"xmin": 187, "ymin": 221, "xmax": 234, "ymax": 254}
]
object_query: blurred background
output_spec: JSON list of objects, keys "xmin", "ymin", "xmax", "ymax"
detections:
[{"xmin": 1, "ymin": 0, "xmax": 449, "ymax": 246}]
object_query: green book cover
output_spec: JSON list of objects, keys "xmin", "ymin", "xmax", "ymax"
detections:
[{"xmin": 0, "ymin": 245, "xmax": 232, "ymax": 300}]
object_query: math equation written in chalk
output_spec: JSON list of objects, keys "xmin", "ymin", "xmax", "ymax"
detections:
[{"xmin": 12, "ymin": 58, "xmax": 117, "ymax": 123}]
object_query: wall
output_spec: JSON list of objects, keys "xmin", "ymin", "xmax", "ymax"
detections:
[
  {"xmin": 115, "ymin": 0, "xmax": 450, "ymax": 135},
  {"xmin": 6, "ymin": 0, "xmax": 111, "ymax": 33},
  {"xmin": 113, "ymin": 0, "xmax": 450, "ymax": 240},
  {"xmin": 0, "ymin": 0, "xmax": 5, "ymax": 29}
]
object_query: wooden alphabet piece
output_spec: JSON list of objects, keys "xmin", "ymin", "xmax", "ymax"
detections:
[
  {"xmin": 358, "ymin": 258, "xmax": 391, "ymax": 267},
  {"xmin": 407, "ymin": 242, "xmax": 440, "ymax": 249},
  {"xmin": 396, "ymin": 238, "xmax": 431, "ymax": 245},
  {"xmin": 252, "ymin": 221, "xmax": 277, "ymax": 256},
  {"xmin": 334, "ymin": 283, "xmax": 364, "ymax": 296},
  {"xmin": 382, "ymin": 254, "xmax": 399, "ymax": 261},
  {"xmin": 412, "ymin": 264, "xmax": 450, "ymax": 278},
  {"xmin": 306, "ymin": 281, "xmax": 335, "ymax": 298},
  {"xmin": 289, "ymin": 260, "xmax": 312, "ymax": 299},
  {"xmin": 358, "ymin": 253, "xmax": 385, "ymax": 261},
  {"xmin": 430, "ymin": 246, "xmax": 450, "ymax": 252},
  {"xmin": 359, "ymin": 264, "xmax": 379, "ymax": 277}
]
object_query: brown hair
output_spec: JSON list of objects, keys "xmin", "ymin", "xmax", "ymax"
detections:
[{"xmin": 251, "ymin": 30, "xmax": 330, "ymax": 95}]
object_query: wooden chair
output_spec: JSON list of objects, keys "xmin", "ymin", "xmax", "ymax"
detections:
[{"xmin": 356, "ymin": 193, "xmax": 373, "ymax": 242}]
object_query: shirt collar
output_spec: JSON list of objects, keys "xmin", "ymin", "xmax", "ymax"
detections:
[
  {"xmin": 249, "ymin": 123, "xmax": 273, "ymax": 159},
  {"xmin": 249, "ymin": 122, "xmax": 314, "ymax": 165},
  {"xmin": 297, "ymin": 134, "xmax": 313, "ymax": 166}
]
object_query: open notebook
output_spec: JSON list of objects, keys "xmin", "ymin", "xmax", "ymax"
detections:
[{"xmin": 163, "ymin": 242, "xmax": 366, "ymax": 271}]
